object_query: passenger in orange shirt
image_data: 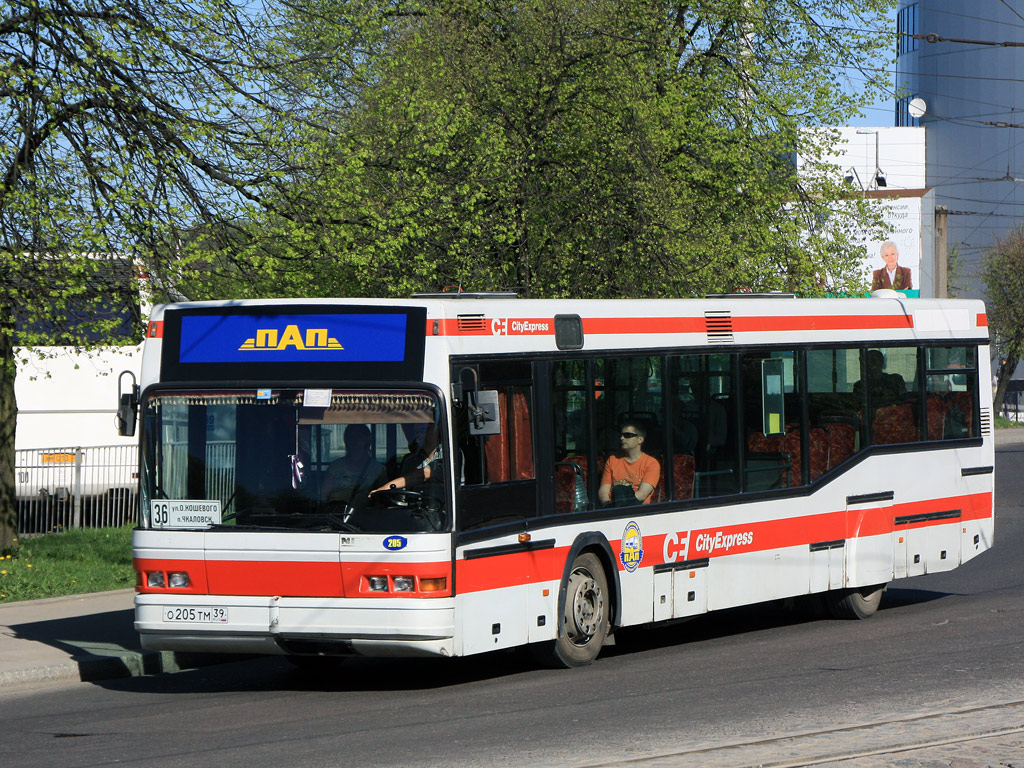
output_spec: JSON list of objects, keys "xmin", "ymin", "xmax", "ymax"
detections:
[{"xmin": 598, "ymin": 422, "xmax": 661, "ymax": 507}]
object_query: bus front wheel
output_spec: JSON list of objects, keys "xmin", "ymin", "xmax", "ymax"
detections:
[
  {"xmin": 536, "ymin": 552, "xmax": 610, "ymax": 668},
  {"xmin": 826, "ymin": 584, "xmax": 886, "ymax": 619}
]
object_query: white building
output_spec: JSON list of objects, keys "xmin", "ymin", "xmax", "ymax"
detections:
[
  {"xmin": 815, "ymin": 126, "xmax": 926, "ymax": 190},
  {"xmin": 800, "ymin": 126, "xmax": 937, "ymax": 297},
  {"xmin": 15, "ymin": 345, "xmax": 141, "ymax": 451}
]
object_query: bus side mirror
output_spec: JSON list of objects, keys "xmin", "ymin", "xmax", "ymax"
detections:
[
  {"xmin": 468, "ymin": 390, "xmax": 501, "ymax": 436},
  {"xmin": 116, "ymin": 370, "xmax": 139, "ymax": 437},
  {"xmin": 452, "ymin": 366, "xmax": 478, "ymax": 406},
  {"xmin": 453, "ymin": 366, "xmax": 499, "ymax": 435}
]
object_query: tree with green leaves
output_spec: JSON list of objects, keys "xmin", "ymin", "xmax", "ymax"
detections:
[
  {"xmin": 233, "ymin": 0, "xmax": 895, "ymax": 300},
  {"xmin": 0, "ymin": 0, "xmax": 898, "ymax": 548},
  {"xmin": 982, "ymin": 225, "xmax": 1024, "ymax": 417},
  {"xmin": 0, "ymin": 0, "xmax": 279, "ymax": 548}
]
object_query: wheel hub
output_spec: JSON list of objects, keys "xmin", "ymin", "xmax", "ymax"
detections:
[{"xmin": 567, "ymin": 571, "xmax": 605, "ymax": 644}]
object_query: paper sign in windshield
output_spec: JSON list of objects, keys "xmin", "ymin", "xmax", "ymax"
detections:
[{"xmin": 152, "ymin": 500, "xmax": 222, "ymax": 529}]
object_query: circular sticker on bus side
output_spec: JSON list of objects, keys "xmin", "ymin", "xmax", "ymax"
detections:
[
  {"xmin": 619, "ymin": 521, "xmax": 644, "ymax": 572},
  {"xmin": 383, "ymin": 535, "xmax": 408, "ymax": 551}
]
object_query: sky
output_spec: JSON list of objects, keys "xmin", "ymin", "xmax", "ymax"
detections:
[{"xmin": 845, "ymin": 6, "xmax": 900, "ymax": 129}]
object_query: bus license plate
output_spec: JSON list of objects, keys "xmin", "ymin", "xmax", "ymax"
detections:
[{"xmin": 163, "ymin": 606, "xmax": 228, "ymax": 623}]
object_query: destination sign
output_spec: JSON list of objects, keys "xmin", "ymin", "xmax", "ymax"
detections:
[{"xmin": 178, "ymin": 313, "xmax": 409, "ymax": 364}]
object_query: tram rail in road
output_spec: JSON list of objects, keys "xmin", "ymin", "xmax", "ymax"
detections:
[{"xmin": 579, "ymin": 698, "xmax": 1024, "ymax": 768}]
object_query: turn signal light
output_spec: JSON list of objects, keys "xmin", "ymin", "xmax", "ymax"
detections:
[
  {"xmin": 420, "ymin": 577, "xmax": 447, "ymax": 592},
  {"xmin": 364, "ymin": 575, "xmax": 448, "ymax": 593}
]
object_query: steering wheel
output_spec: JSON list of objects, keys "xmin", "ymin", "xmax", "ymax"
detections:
[{"xmin": 370, "ymin": 487, "xmax": 441, "ymax": 511}]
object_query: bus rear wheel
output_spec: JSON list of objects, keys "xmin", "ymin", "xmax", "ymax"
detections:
[
  {"xmin": 536, "ymin": 552, "xmax": 610, "ymax": 668},
  {"xmin": 825, "ymin": 584, "xmax": 886, "ymax": 619}
]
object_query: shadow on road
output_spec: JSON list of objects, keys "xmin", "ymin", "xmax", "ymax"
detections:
[
  {"xmin": 879, "ymin": 586, "xmax": 956, "ymax": 609},
  {"xmin": 9, "ymin": 608, "xmax": 142, "ymax": 665},
  {"xmin": 88, "ymin": 587, "xmax": 959, "ymax": 695}
]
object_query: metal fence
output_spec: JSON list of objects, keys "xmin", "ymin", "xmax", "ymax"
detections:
[
  {"xmin": 15, "ymin": 445, "xmax": 139, "ymax": 533},
  {"xmin": 1000, "ymin": 390, "xmax": 1024, "ymax": 423},
  {"xmin": 161, "ymin": 441, "xmax": 236, "ymax": 514}
]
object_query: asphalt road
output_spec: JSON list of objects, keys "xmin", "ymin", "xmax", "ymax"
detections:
[{"xmin": 3, "ymin": 435, "xmax": 1023, "ymax": 768}]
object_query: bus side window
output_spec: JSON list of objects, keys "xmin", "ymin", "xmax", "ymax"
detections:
[
  {"xmin": 457, "ymin": 385, "xmax": 535, "ymax": 485},
  {"xmin": 807, "ymin": 347, "xmax": 863, "ymax": 471},
  {"xmin": 925, "ymin": 346, "xmax": 978, "ymax": 440},
  {"xmin": 592, "ymin": 355, "xmax": 665, "ymax": 503},
  {"xmin": 553, "ymin": 360, "xmax": 593, "ymax": 513},
  {"xmin": 863, "ymin": 347, "xmax": 920, "ymax": 446},
  {"xmin": 671, "ymin": 353, "xmax": 733, "ymax": 499},
  {"xmin": 480, "ymin": 386, "xmax": 534, "ymax": 482},
  {"xmin": 741, "ymin": 350, "xmax": 804, "ymax": 490},
  {"xmin": 455, "ymin": 362, "xmax": 538, "ymax": 530}
]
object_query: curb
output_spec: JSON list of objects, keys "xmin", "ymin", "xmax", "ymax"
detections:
[{"xmin": 0, "ymin": 648, "xmax": 244, "ymax": 688}]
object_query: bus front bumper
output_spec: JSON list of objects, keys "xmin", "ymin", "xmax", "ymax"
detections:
[{"xmin": 135, "ymin": 593, "xmax": 456, "ymax": 658}]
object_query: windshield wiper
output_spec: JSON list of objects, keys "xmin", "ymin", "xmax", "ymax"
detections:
[
  {"xmin": 312, "ymin": 512, "xmax": 359, "ymax": 532},
  {"xmin": 212, "ymin": 510, "xmax": 358, "ymax": 532}
]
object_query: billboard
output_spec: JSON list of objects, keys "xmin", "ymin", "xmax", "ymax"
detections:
[{"xmin": 860, "ymin": 195, "xmax": 922, "ymax": 298}]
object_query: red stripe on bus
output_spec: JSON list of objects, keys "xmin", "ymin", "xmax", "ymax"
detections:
[
  {"xmin": 731, "ymin": 315, "xmax": 914, "ymax": 332},
  {"xmin": 206, "ymin": 559, "xmax": 344, "ymax": 597},
  {"xmin": 581, "ymin": 317, "xmax": 706, "ymax": 334},
  {"xmin": 455, "ymin": 491, "xmax": 992, "ymax": 593},
  {"xmin": 427, "ymin": 318, "xmax": 556, "ymax": 336},
  {"xmin": 456, "ymin": 547, "xmax": 570, "ymax": 593},
  {"xmin": 135, "ymin": 558, "xmax": 453, "ymax": 598},
  {"xmin": 429, "ymin": 314, "xmax": 920, "ymax": 337}
]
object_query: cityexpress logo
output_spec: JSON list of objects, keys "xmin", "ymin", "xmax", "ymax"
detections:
[
  {"xmin": 662, "ymin": 531, "xmax": 691, "ymax": 563},
  {"xmin": 692, "ymin": 530, "xmax": 754, "ymax": 555},
  {"xmin": 619, "ymin": 521, "xmax": 644, "ymax": 572},
  {"xmin": 238, "ymin": 325, "xmax": 343, "ymax": 352},
  {"xmin": 490, "ymin": 318, "xmax": 551, "ymax": 336}
]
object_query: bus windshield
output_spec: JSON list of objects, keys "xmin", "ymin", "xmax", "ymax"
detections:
[{"xmin": 141, "ymin": 388, "xmax": 449, "ymax": 533}]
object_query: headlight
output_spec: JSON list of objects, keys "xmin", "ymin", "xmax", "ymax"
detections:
[
  {"xmin": 367, "ymin": 576, "xmax": 389, "ymax": 592},
  {"xmin": 147, "ymin": 571, "xmax": 165, "ymax": 588},
  {"xmin": 168, "ymin": 572, "xmax": 190, "ymax": 588},
  {"xmin": 393, "ymin": 576, "xmax": 414, "ymax": 592}
]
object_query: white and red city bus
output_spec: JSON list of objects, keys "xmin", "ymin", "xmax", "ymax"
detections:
[{"xmin": 125, "ymin": 294, "xmax": 994, "ymax": 667}]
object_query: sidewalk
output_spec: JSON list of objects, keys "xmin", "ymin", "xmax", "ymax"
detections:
[{"xmin": 0, "ymin": 588, "xmax": 230, "ymax": 688}]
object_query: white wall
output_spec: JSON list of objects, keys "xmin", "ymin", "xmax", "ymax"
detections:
[
  {"xmin": 801, "ymin": 127, "xmax": 926, "ymax": 190},
  {"xmin": 15, "ymin": 346, "xmax": 142, "ymax": 450}
]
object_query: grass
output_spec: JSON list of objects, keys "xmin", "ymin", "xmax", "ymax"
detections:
[
  {"xmin": 995, "ymin": 415, "xmax": 1024, "ymax": 429},
  {"xmin": 0, "ymin": 526, "xmax": 135, "ymax": 604}
]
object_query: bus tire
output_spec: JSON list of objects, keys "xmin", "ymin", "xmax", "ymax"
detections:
[
  {"xmin": 536, "ymin": 552, "xmax": 610, "ymax": 668},
  {"xmin": 826, "ymin": 584, "xmax": 885, "ymax": 619}
]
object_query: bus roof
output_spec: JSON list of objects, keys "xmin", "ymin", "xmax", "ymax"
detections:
[{"xmin": 147, "ymin": 295, "xmax": 987, "ymax": 347}]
